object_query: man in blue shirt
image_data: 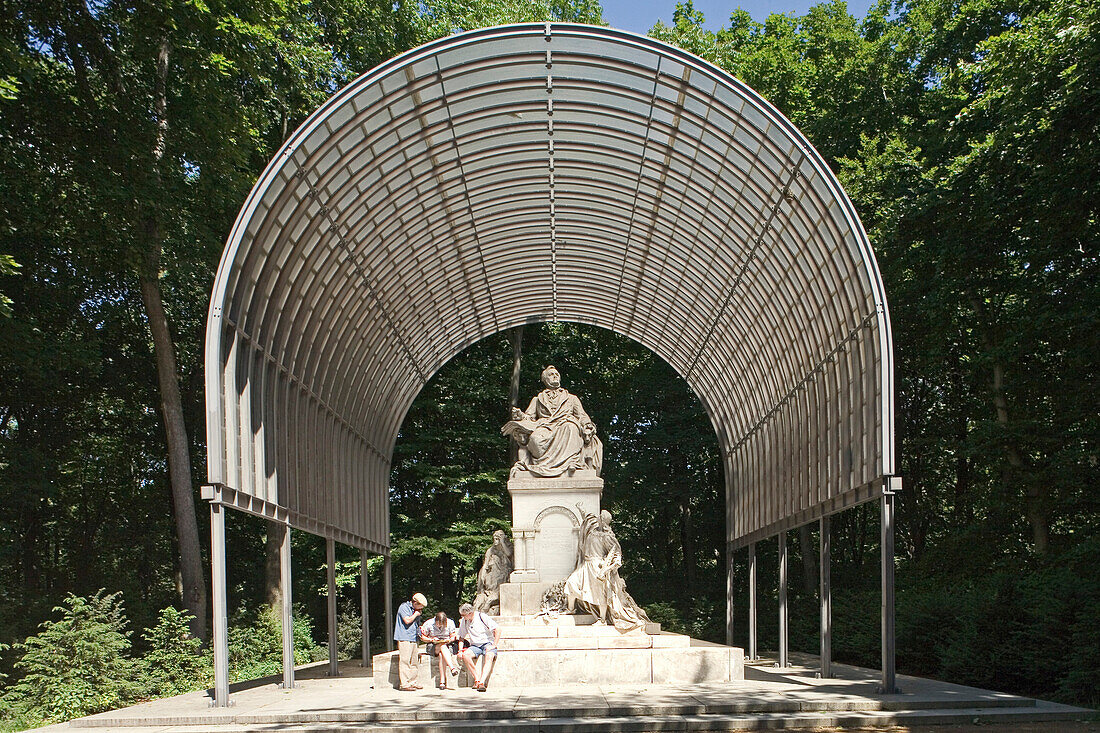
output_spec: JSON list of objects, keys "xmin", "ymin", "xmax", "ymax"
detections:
[{"xmin": 394, "ymin": 592, "xmax": 427, "ymax": 690}]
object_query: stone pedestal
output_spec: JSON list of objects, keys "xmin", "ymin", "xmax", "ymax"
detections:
[
  {"xmin": 372, "ymin": 614, "xmax": 746, "ymax": 689},
  {"xmin": 506, "ymin": 471, "xmax": 602, "ymax": 585}
]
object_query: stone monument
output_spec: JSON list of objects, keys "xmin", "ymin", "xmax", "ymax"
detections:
[
  {"xmin": 374, "ymin": 364, "xmax": 744, "ymax": 689},
  {"xmin": 498, "ymin": 365, "xmax": 603, "ymax": 615}
]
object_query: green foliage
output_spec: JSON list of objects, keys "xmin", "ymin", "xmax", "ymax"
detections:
[
  {"xmin": 226, "ymin": 605, "xmax": 322, "ymax": 682},
  {"xmin": 337, "ymin": 603, "xmax": 363, "ymax": 661},
  {"xmin": 139, "ymin": 608, "xmax": 210, "ymax": 698},
  {"xmin": 1, "ymin": 591, "xmax": 136, "ymax": 723},
  {"xmin": 0, "ymin": 255, "xmax": 16, "ymax": 318}
]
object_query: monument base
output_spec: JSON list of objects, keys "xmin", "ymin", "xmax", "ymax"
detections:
[
  {"xmin": 508, "ymin": 473, "xmax": 602, "ymax": 588},
  {"xmin": 372, "ymin": 613, "xmax": 745, "ymax": 689},
  {"xmin": 499, "ymin": 580, "xmax": 554, "ymax": 616}
]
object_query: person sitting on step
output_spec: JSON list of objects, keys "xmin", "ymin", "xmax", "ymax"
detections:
[
  {"xmin": 457, "ymin": 602, "xmax": 500, "ymax": 692},
  {"xmin": 420, "ymin": 611, "xmax": 460, "ymax": 688}
]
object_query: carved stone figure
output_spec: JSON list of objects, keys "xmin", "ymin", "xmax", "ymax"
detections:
[
  {"xmin": 501, "ymin": 365, "xmax": 603, "ymax": 478},
  {"xmin": 473, "ymin": 530, "xmax": 514, "ymax": 615},
  {"xmin": 539, "ymin": 581, "xmax": 569, "ymax": 614},
  {"xmin": 564, "ymin": 506, "xmax": 650, "ymax": 632}
]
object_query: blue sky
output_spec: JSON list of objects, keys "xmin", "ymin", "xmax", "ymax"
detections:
[{"xmin": 599, "ymin": 0, "xmax": 875, "ymax": 36}]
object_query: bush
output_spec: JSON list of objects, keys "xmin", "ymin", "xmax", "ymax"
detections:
[
  {"xmin": 139, "ymin": 607, "xmax": 211, "ymax": 698},
  {"xmin": 337, "ymin": 603, "xmax": 362, "ymax": 661},
  {"xmin": 0, "ymin": 591, "xmax": 137, "ymax": 724},
  {"xmin": 226, "ymin": 605, "xmax": 322, "ymax": 682}
]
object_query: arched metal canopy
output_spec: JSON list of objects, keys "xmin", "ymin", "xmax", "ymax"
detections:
[{"xmin": 204, "ymin": 22, "xmax": 895, "ymax": 557}]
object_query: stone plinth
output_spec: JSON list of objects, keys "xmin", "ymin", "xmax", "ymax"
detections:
[
  {"xmin": 507, "ymin": 472, "xmax": 602, "ymax": 585},
  {"xmin": 371, "ymin": 613, "xmax": 744, "ymax": 689}
]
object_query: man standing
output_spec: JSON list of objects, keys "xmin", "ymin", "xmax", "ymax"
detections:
[
  {"xmin": 457, "ymin": 602, "xmax": 500, "ymax": 692},
  {"xmin": 394, "ymin": 592, "xmax": 427, "ymax": 691}
]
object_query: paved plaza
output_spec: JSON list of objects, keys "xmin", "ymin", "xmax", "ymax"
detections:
[{"xmin": 42, "ymin": 654, "xmax": 1091, "ymax": 732}]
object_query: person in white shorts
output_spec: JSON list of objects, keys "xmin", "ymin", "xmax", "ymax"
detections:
[{"xmin": 457, "ymin": 602, "xmax": 500, "ymax": 691}]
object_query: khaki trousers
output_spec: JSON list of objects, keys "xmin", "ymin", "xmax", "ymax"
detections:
[{"xmin": 397, "ymin": 640, "xmax": 419, "ymax": 688}]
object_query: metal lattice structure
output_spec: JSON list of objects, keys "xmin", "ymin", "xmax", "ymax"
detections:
[{"xmin": 204, "ymin": 23, "xmax": 898, "ymax": 704}]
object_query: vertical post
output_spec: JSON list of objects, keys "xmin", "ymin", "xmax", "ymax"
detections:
[
  {"xmin": 819, "ymin": 516, "xmax": 832, "ymax": 678},
  {"xmin": 881, "ymin": 490, "xmax": 898, "ymax": 693},
  {"xmin": 384, "ymin": 554, "xmax": 394, "ymax": 652},
  {"xmin": 210, "ymin": 502, "xmax": 230, "ymax": 707},
  {"xmin": 725, "ymin": 545, "xmax": 734, "ymax": 647},
  {"xmin": 360, "ymin": 548, "xmax": 370, "ymax": 667},
  {"xmin": 280, "ymin": 523, "xmax": 295, "ymax": 689},
  {"xmin": 778, "ymin": 530, "xmax": 788, "ymax": 668},
  {"xmin": 748, "ymin": 542, "xmax": 757, "ymax": 661},
  {"xmin": 326, "ymin": 537, "xmax": 338, "ymax": 677}
]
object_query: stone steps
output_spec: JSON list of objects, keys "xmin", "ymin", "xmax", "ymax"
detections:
[
  {"xmin": 374, "ymin": 613, "xmax": 735, "ymax": 689},
  {"xmin": 372, "ymin": 638, "xmax": 739, "ymax": 689},
  {"xmin": 184, "ymin": 705, "xmax": 1085, "ymax": 731},
  {"xmin": 70, "ymin": 693, "xmax": 1090, "ymax": 730}
]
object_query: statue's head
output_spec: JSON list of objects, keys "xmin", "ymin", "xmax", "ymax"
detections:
[
  {"xmin": 492, "ymin": 529, "xmax": 506, "ymax": 545},
  {"xmin": 599, "ymin": 510, "xmax": 612, "ymax": 529},
  {"xmin": 541, "ymin": 365, "xmax": 561, "ymax": 389}
]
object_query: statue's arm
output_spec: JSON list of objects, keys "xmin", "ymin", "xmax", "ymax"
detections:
[
  {"xmin": 517, "ymin": 395, "xmax": 539, "ymax": 420},
  {"xmin": 571, "ymin": 395, "xmax": 597, "ymax": 436}
]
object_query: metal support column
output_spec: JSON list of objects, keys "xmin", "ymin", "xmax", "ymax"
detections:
[
  {"xmin": 326, "ymin": 537, "xmax": 338, "ymax": 677},
  {"xmin": 384, "ymin": 554, "xmax": 394, "ymax": 652},
  {"xmin": 725, "ymin": 545, "xmax": 734, "ymax": 647},
  {"xmin": 210, "ymin": 502, "xmax": 230, "ymax": 707},
  {"xmin": 280, "ymin": 523, "xmax": 295, "ymax": 689},
  {"xmin": 778, "ymin": 530, "xmax": 788, "ymax": 668},
  {"xmin": 748, "ymin": 542, "xmax": 757, "ymax": 661},
  {"xmin": 819, "ymin": 516, "xmax": 832, "ymax": 678},
  {"xmin": 360, "ymin": 549, "xmax": 370, "ymax": 667},
  {"xmin": 881, "ymin": 484, "xmax": 899, "ymax": 693}
]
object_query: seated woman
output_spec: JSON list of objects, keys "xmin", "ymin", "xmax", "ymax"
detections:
[{"xmin": 419, "ymin": 611, "xmax": 459, "ymax": 688}]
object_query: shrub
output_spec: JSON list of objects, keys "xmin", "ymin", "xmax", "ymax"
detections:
[
  {"xmin": 1, "ymin": 591, "xmax": 137, "ymax": 723},
  {"xmin": 226, "ymin": 605, "xmax": 322, "ymax": 682},
  {"xmin": 337, "ymin": 603, "xmax": 362, "ymax": 661},
  {"xmin": 139, "ymin": 607, "xmax": 211, "ymax": 698}
]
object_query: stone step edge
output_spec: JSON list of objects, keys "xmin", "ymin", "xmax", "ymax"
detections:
[
  {"xmin": 69, "ymin": 703, "xmax": 1089, "ymax": 730},
  {"xmin": 68, "ymin": 695, "xmax": 1042, "ymax": 728}
]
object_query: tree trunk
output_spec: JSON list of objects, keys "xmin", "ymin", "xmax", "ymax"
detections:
[
  {"xmin": 508, "ymin": 326, "xmax": 524, "ymax": 465},
  {"xmin": 264, "ymin": 524, "xmax": 282, "ymax": 610},
  {"xmin": 992, "ymin": 359, "xmax": 1048, "ymax": 552},
  {"xmin": 508, "ymin": 326, "xmax": 524, "ymax": 408},
  {"xmin": 679, "ymin": 501, "xmax": 696, "ymax": 593},
  {"xmin": 798, "ymin": 524, "xmax": 816, "ymax": 595},
  {"xmin": 968, "ymin": 293, "xmax": 1048, "ymax": 553},
  {"xmin": 138, "ymin": 35, "xmax": 209, "ymax": 641}
]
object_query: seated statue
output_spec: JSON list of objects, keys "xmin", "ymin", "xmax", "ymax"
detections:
[
  {"xmin": 564, "ymin": 505, "xmax": 649, "ymax": 632},
  {"xmin": 472, "ymin": 530, "xmax": 513, "ymax": 615},
  {"xmin": 501, "ymin": 365, "xmax": 603, "ymax": 478}
]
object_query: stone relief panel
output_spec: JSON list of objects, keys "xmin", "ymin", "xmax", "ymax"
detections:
[{"xmin": 532, "ymin": 505, "xmax": 580, "ymax": 584}]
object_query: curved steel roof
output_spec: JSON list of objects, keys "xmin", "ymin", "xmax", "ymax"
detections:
[{"xmin": 204, "ymin": 23, "xmax": 895, "ymax": 553}]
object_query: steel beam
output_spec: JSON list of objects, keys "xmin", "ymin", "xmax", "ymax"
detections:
[
  {"xmin": 210, "ymin": 502, "xmax": 230, "ymax": 707},
  {"xmin": 748, "ymin": 542, "xmax": 757, "ymax": 661},
  {"xmin": 726, "ymin": 546, "xmax": 734, "ymax": 647},
  {"xmin": 360, "ymin": 549, "xmax": 371, "ymax": 667},
  {"xmin": 384, "ymin": 554, "xmax": 394, "ymax": 652},
  {"xmin": 881, "ymin": 490, "xmax": 898, "ymax": 692},
  {"xmin": 819, "ymin": 515, "xmax": 832, "ymax": 678},
  {"xmin": 280, "ymin": 523, "xmax": 295, "ymax": 689},
  {"xmin": 327, "ymin": 537, "xmax": 339, "ymax": 676},
  {"xmin": 778, "ymin": 530, "xmax": 788, "ymax": 668}
]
